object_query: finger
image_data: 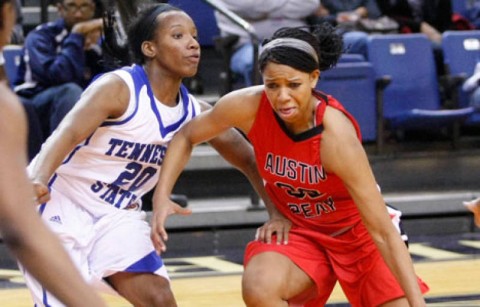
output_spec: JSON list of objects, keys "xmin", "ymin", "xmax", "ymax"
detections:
[
  {"xmin": 257, "ymin": 226, "xmax": 267, "ymax": 243},
  {"xmin": 264, "ymin": 226, "xmax": 273, "ymax": 244},
  {"xmin": 150, "ymin": 232, "xmax": 166, "ymax": 254},
  {"xmin": 37, "ymin": 193, "xmax": 50, "ymax": 204},
  {"xmin": 275, "ymin": 227, "xmax": 283, "ymax": 245},
  {"xmin": 34, "ymin": 185, "xmax": 49, "ymax": 199},
  {"xmin": 173, "ymin": 207, "xmax": 192, "ymax": 216},
  {"xmin": 154, "ymin": 225, "xmax": 168, "ymax": 252},
  {"xmin": 159, "ymin": 226, "xmax": 169, "ymax": 244},
  {"xmin": 282, "ymin": 227, "xmax": 289, "ymax": 245}
]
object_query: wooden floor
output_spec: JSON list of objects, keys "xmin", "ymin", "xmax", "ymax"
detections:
[
  {"xmin": 0, "ymin": 255, "xmax": 479, "ymax": 306},
  {"xmin": 0, "ymin": 231, "xmax": 479, "ymax": 306}
]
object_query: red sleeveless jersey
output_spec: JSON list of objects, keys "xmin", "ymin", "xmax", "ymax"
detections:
[{"xmin": 248, "ymin": 90, "xmax": 363, "ymax": 234}]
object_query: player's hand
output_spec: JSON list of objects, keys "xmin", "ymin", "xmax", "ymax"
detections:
[
  {"xmin": 150, "ymin": 197, "xmax": 191, "ymax": 254},
  {"xmin": 84, "ymin": 29, "xmax": 101, "ymax": 50},
  {"xmin": 32, "ymin": 181, "xmax": 50, "ymax": 205},
  {"xmin": 255, "ymin": 213, "xmax": 292, "ymax": 245}
]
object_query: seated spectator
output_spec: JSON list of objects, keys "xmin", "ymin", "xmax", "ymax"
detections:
[
  {"xmin": 308, "ymin": 0, "xmax": 383, "ymax": 58},
  {"xmin": 463, "ymin": 61, "xmax": 480, "ymax": 110},
  {"xmin": 11, "ymin": 0, "xmax": 24, "ymax": 44},
  {"xmin": 214, "ymin": 0, "xmax": 319, "ymax": 87},
  {"xmin": 376, "ymin": 0, "xmax": 457, "ymax": 75},
  {"xmin": 376, "ymin": 0, "xmax": 452, "ymax": 44},
  {"xmin": 463, "ymin": 0, "xmax": 480, "ymax": 29},
  {"xmin": 13, "ymin": 0, "xmax": 105, "ymax": 158}
]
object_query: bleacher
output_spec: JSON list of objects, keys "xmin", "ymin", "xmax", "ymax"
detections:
[{"xmin": 6, "ymin": 1, "xmax": 480, "ymax": 253}]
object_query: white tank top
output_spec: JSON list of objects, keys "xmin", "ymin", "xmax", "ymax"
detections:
[{"xmin": 49, "ymin": 64, "xmax": 201, "ymax": 213}]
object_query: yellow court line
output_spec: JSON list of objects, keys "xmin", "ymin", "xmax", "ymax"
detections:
[
  {"xmin": 459, "ymin": 240, "xmax": 480, "ymax": 249},
  {"xmin": 409, "ymin": 243, "xmax": 468, "ymax": 260}
]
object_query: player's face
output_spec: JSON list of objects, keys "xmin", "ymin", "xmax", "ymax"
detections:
[
  {"xmin": 0, "ymin": 1, "xmax": 16, "ymax": 49},
  {"xmin": 263, "ymin": 62, "xmax": 320, "ymax": 133},
  {"xmin": 150, "ymin": 11, "xmax": 200, "ymax": 78}
]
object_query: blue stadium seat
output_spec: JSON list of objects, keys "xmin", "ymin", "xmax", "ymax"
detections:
[
  {"xmin": 338, "ymin": 53, "xmax": 365, "ymax": 63},
  {"xmin": 442, "ymin": 30, "xmax": 480, "ymax": 126},
  {"xmin": 367, "ymin": 34, "xmax": 474, "ymax": 147},
  {"xmin": 2, "ymin": 44, "xmax": 22, "ymax": 88},
  {"xmin": 317, "ymin": 62, "xmax": 378, "ymax": 143},
  {"xmin": 168, "ymin": 0, "xmax": 220, "ymax": 47},
  {"xmin": 451, "ymin": 0, "xmax": 469, "ymax": 16}
]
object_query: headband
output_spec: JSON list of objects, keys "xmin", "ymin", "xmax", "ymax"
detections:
[
  {"xmin": 143, "ymin": 4, "xmax": 173, "ymax": 35},
  {"xmin": 259, "ymin": 38, "xmax": 319, "ymax": 63}
]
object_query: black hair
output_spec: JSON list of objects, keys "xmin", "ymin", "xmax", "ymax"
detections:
[
  {"xmin": 126, "ymin": 3, "xmax": 181, "ymax": 64},
  {"xmin": 101, "ymin": 3, "xmax": 181, "ymax": 68},
  {"xmin": 258, "ymin": 22, "xmax": 343, "ymax": 74}
]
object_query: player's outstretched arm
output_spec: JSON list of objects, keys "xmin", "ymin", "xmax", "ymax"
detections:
[{"xmin": 0, "ymin": 83, "xmax": 106, "ymax": 307}]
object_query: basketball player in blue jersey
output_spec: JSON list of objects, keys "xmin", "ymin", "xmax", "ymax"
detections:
[
  {"xmin": 27, "ymin": 3, "xmax": 290, "ymax": 306},
  {"xmin": 0, "ymin": 0, "xmax": 106, "ymax": 306}
]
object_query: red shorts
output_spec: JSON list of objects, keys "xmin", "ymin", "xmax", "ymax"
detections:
[{"xmin": 244, "ymin": 222, "xmax": 429, "ymax": 307}]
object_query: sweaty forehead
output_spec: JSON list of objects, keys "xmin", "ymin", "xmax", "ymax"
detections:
[{"xmin": 263, "ymin": 62, "xmax": 305, "ymax": 79}]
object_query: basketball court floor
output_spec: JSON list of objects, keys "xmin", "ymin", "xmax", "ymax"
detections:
[{"xmin": 0, "ymin": 231, "xmax": 478, "ymax": 306}]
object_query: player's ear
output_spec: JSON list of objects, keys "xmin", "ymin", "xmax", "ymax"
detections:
[
  {"xmin": 141, "ymin": 41, "xmax": 156, "ymax": 59},
  {"xmin": 310, "ymin": 69, "xmax": 320, "ymax": 88}
]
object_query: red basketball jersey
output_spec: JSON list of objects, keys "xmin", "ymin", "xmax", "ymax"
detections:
[{"xmin": 248, "ymin": 90, "xmax": 363, "ymax": 234}]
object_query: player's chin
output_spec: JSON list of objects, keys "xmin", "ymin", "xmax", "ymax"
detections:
[{"xmin": 184, "ymin": 66, "xmax": 199, "ymax": 78}]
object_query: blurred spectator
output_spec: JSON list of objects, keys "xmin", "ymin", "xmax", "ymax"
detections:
[
  {"xmin": 13, "ymin": 0, "xmax": 105, "ymax": 159},
  {"xmin": 376, "ymin": 0, "xmax": 457, "ymax": 75},
  {"xmin": 308, "ymin": 0, "xmax": 383, "ymax": 58},
  {"xmin": 463, "ymin": 0, "xmax": 480, "ymax": 29},
  {"xmin": 376, "ymin": 0, "xmax": 454, "ymax": 44},
  {"xmin": 463, "ymin": 61, "xmax": 480, "ymax": 110},
  {"xmin": 11, "ymin": 0, "xmax": 24, "ymax": 44},
  {"xmin": 214, "ymin": 0, "xmax": 319, "ymax": 87}
]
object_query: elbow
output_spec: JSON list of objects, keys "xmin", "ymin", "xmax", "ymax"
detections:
[{"xmin": 237, "ymin": 153, "xmax": 259, "ymax": 178}]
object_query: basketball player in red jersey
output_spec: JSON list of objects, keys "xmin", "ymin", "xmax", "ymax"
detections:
[{"xmin": 153, "ymin": 23, "xmax": 429, "ymax": 306}]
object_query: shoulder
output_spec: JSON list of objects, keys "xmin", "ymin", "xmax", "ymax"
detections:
[
  {"xmin": 29, "ymin": 19, "xmax": 63, "ymax": 37},
  {"xmin": 216, "ymin": 85, "xmax": 263, "ymax": 114},
  {"xmin": 323, "ymin": 106, "xmax": 357, "ymax": 140},
  {"xmin": 321, "ymin": 106, "xmax": 363, "ymax": 171},
  {"xmin": 219, "ymin": 85, "xmax": 264, "ymax": 105},
  {"xmin": 212, "ymin": 85, "xmax": 264, "ymax": 131},
  {"xmin": 89, "ymin": 70, "xmax": 129, "ymax": 89},
  {"xmin": 83, "ymin": 72, "xmax": 129, "ymax": 104},
  {"xmin": 25, "ymin": 20, "xmax": 64, "ymax": 45}
]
